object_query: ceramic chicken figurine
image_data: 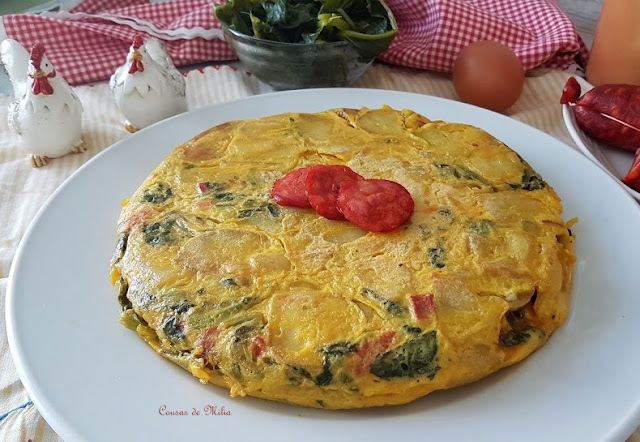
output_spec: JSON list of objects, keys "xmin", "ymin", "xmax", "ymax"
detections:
[
  {"xmin": 110, "ymin": 35, "xmax": 187, "ymax": 132},
  {"xmin": 1, "ymin": 39, "xmax": 85, "ymax": 167}
]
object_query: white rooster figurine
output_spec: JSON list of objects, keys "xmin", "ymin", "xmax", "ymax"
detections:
[
  {"xmin": 1, "ymin": 39, "xmax": 85, "ymax": 167},
  {"xmin": 110, "ymin": 35, "xmax": 187, "ymax": 133}
]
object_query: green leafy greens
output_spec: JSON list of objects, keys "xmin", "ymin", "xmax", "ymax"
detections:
[
  {"xmin": 215, "ymin": 0, "xmax": 397, "ymax": 59},
  {"xmin": 370, "ymin": 331, "xmax": 440, "ymax": 380}
]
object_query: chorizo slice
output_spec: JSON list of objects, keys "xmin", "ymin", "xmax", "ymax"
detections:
[
  {"xmin": 305, "ymin": 165, "xmax": 363, "ymax": 220},
  {"xmin": 622, "ymin": 149, "xmax": 640, "ymax": 192},
  {"xmin": 337, "ymin": 179, "xmax": 414, "ymax": 232},
  {"xmin": 271, "ymin": 167, "xmax": 313, "ymax": 208},
  {"xmin": 560, "ymin": 76, "xmax": 581, "ymax": 104}
]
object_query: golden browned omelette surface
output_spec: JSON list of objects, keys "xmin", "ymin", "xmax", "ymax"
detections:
[{"xmin": 110, "ymin": 107, "xmax": 576, "ymax": 409}]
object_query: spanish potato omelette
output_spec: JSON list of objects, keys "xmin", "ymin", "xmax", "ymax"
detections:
[{"xmin": 110, "ymin": 106, "xmax": 576, "ymax": 409}]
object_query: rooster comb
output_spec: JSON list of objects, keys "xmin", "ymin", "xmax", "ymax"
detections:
[
  {"xmin": 132, "ymin": 35, "xmax": 144, "ymax": 49},
  {"xmin": 30, "ymin": 43, "xmax": 46, "ymax": 68}
]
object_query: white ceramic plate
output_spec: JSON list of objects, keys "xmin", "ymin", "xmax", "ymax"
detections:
[
  {"xmin": 562, "ymin": 76, "xmax": 640, "ymax": 201},
  {"xmin": 7, "ymin": 89, "xmax": 640, "ymax": 442}
]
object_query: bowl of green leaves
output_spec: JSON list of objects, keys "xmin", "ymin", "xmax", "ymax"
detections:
[{"xmin": 215, "ymin": 0, "xmax": 397, "ymax": 90}]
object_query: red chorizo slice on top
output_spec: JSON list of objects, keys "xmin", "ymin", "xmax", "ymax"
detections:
[
  {"xmin": 304, "ymin": 165, "xmax": 363, "ymax": 220},
  {"xmin": 337, "ymin": 179, "xmax": 414, "ymax": 232},
  {"xmin": 270, "ymin": 166, "xmax": 313, "ymax": 208}
]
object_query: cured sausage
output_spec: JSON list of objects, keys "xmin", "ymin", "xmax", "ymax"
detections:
[
  {"xmin": 271, "ymin": 167, "xmax": 312, "ymax": 208},
  {"xmin": 560, "ymin": 76, "xmax": 581, "ymax": 104},
  {"xmin": 563, "ymin": 78, "xmax": 640, "ymax": 150},
  {"xmin": 622, "ymin": 149, "xmax": 640, "ymax": 192},
  {"xmin": 337, "ymin": 179, "xmax": 414, "ymax": 232},
  {"xmin": 572, "ymin": 103, "xmax": 640, "ymax": 150},
  {"xmin": 305, "ymin": 165, "xmax": 363, "ymax": 220}
]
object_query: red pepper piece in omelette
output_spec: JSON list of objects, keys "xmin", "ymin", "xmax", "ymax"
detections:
[
  {"xmin": 304, "ymin": 165, "xmax": 363, "ymax": 220},
  {"xmin": 410, "ymin": 294, "xmax": 435, "ymax": 320},
  {"xmin": 337, "ymin": 179, "xmax": 414, "ymax": 232},
  {"xmin": 271, "ymin": 166, "xmax": 314, "ymax": 208},
  {"xmin": 353, "ymin": 331, "xmax": 396, "ymax": 375},
  {"xmin": 198, "ymin": 327, "xmax": 220, "ymax": 366},
  {"xmin": 250, "ymin": 335, "xmax": 267, "ymax": 361}
]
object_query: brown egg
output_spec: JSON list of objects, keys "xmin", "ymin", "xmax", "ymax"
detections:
[{"xmin": 453, "ymin": 41, "xmax": 525, "ymax": 112}]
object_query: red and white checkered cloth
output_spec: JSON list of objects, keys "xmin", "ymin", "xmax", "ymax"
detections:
[
  {"xmin": 1, "ymin": 0, "xmax": 236, "ymax": 85},
  {"xmin": 0, "ymin": 0, "xmax": 588, "ymax": 86},
  {"xmin": 381, "ymin": 0, "xmax": 589, "ymax": 72}
]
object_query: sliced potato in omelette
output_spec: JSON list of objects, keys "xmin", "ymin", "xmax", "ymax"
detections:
[{"xmin": 111, "ymin": 106, "xmax": 575, "ymax": 409}]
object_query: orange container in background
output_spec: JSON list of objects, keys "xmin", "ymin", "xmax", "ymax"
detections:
[{"xmin": 586, "ymin": 0, "xmax": 640, "ymax": 86}]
